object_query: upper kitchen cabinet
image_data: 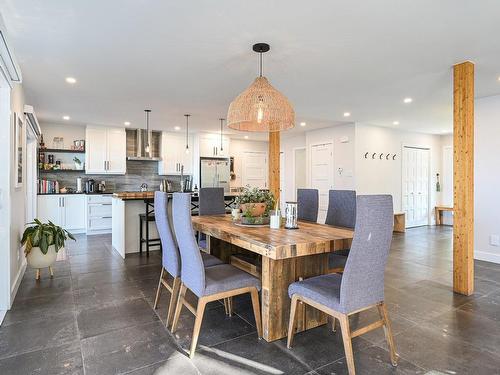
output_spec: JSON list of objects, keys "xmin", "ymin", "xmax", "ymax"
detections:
[
  {"xmin": 198, "ymin": 134, "xmax": 230, "ymax": 158},
  {"xmin": 158, "ymin": 132, "xmax": 193, "ymax": 175},
  {"xmin": 86, "ymin": 126, "xmax": 126, "ymax": 174}
]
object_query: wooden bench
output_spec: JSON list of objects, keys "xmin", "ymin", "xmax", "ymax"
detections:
[
  {"xmin": 393, "ymin": 212, "xmax": 406, "ymax": 233},
  {"xmin": 435, "ymin": 206, "xmax": 453, "ymax": 225}
]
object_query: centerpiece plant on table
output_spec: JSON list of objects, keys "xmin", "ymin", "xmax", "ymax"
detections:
[{"xmin": 235, "ymin": 186, "xmax": 275, "ymax": 224}]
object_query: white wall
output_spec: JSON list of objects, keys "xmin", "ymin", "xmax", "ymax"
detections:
[
  {"xmin": 40, "ymin": 122, "xmax": 85, "ymax": 148},
  {"xmin": 355, "ymin": 123, "xmax": 442, "ymax": 217},
  {"xmin": 280, "ymin": 133, "xmax": 306, "ymax": 203},
  {"xmin": 439, "ymin": 134, "xmax": 453, "ymax": 225},
  {"xmin": 475, "ymin": 95, "xmax": 500, "ymax": 263}
]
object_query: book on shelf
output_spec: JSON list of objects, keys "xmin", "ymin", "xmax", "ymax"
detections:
[{"xmin": 37, "ymin": 179, "xmax": 59, "ymax": 194}]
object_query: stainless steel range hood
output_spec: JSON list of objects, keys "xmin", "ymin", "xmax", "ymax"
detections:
[{"xmin": 126, "ymin": 129, "xmax": 162, "ymax": 161}]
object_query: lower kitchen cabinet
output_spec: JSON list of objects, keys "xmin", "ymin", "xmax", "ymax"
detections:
[
  {"xmin": 37, "ymin": 195, "xmax": 86, "ymax": 233},
  {"xmin": 86, "ymin": 194, "xmax": 112, "ymax": 234}
]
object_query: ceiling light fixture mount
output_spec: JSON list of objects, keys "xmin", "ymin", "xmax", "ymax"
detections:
[{"xmin": 227, "ymin": 43, "xmax": 295, "ymax": 132}]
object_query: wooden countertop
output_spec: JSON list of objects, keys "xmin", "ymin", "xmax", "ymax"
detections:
[
  {"xmin": 113, "ymin": 191, "xmax": 242, "ymax": 200},
  {"xmin": 192, "ymin": 214, "xmax": 354, "ymax": 260}
]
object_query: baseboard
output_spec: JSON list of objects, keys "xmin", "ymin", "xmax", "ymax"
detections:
[
  {"xmin": 10, "ymin": 259, "xmax": 26, "ymax": 306},
  {"xmin": 0, "ymin": 310, "xmax": 6, "ymax": 325},
  {"xmin": 475, "ymin": 250, "xmax": 500, "ymax": 264}
]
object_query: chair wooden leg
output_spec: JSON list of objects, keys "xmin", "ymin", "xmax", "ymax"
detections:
[
  {"xmin": 250, "ymin": 289, "xmax": 262, "ymax": 339},
  {"xmin": 35, "ymin": 269, "xmax": 40, "ymax": 280},
  {"xmin": 223, "ymin": 298, "xmax": 229, "ymax": 315},
  {"xmin": 228, "ymin": 296, "xmax": 233, "ymax": 317},
  {"xmin": 167, "ymin": 277, "xmax": 181, "ymax": 328},
  {"xmin": 171, "ymin": 283, "xmax": 187, "ymax": 333},
  {"xmin": 287, "ymin": 294, "xmax": 299, "ymax": 348},
  {"xmin": 49, "ymin": 266, "xmax": 54, "ymax": 278},
  {"xmin": 330, "ymin": 316, "xmax": 337, "ymax": 332},
  {"xmin": 153, "ymin": 268, "xmax": 165, "ymax": 309},
  {"xmin": 339, "ymin": 314, "xmax": 356, "ymax": 375},
  {"xmin": 378, "ymin": 302, "xmax": 398, "ymax": 366},
  {"xmin": 190, "ymin": 298, "xmax": 207, "ymax": 358}
]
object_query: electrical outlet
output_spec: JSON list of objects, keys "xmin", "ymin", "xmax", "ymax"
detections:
[{"xmin": 490, "ymin": 234, "xmax": 500, "ymax": 247}]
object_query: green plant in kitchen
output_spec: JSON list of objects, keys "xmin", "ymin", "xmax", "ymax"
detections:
[
  {"xmin": 21, "ymin": 219, "xmax": 75, "ymax": 256},
  {"xmin": 73, "ymin": 156, "xmax": 83, "ymax": 170},
  {"xmin": 235, "ymin": 186, "xmax": 275, "ymax": 217}
]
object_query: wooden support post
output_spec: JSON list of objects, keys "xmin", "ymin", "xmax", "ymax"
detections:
[
  {"xmin": 269, "ymin": 131, "xmax": 280, "ymax": 201},
  {"xmin": 453, "ymin": 61, "xmax": 474, "ymax": 296}
]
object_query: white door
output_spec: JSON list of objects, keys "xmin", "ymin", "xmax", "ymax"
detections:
[
  {"xmin": 37, "ymin": 195, "xmax": 62, "ymax": 226},
  {"xmin": 86, "ymin": 127, "xmax": 108, "ymax": 174},
  {"xmin": 62, "ymin": 195, "xmax": 86, "ymax": 231},
  {"xmin": 106, "ymin": 128, "xmax": 126, "ymax": 174},
  {"xmin": 242, "ymin": 151, "xmax": 268, "ymax": 189},
  {"xmin": 402, "ymin": 147, "xmax": 430, "ymax": 227},
  {"xmin": 310, "ymin": 143, "xmax": 334, "ymax": 223}
]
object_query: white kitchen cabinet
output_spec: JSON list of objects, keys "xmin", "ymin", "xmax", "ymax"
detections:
[
  {"xmin": 86, "ymin": 194, "xmax": 112, "ymax": 234},
  {"xmin": 199, "ymin": 135, "xmax": 230, "ymax": 158},
  {"xmin": 37, "ymin": 195, "xmax": 86, "ymax": 233},
  {"xmin": 86, "ymin": 126, "xmax": 126, "ymax": 174},
  {"xmin": 158, "ymin": 132, "xmax": 193, "ymax": 175}
]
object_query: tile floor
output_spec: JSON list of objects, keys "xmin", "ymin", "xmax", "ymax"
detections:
[{"xmin": 1, "ymin": 226, "xmax": 500, "ymax": 374}]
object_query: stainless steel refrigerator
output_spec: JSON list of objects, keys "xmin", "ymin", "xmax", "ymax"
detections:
[{"xmin": 200, "ymin": 158, "xmax": 230, "ymax": 192}]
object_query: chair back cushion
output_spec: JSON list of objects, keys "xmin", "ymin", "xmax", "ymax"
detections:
[
  {"xmin": 154, "ymin": 191, "xmax": 180, "ymax": 277},
  {"xmin": 199, "ymin": 187, "xmax": 225, "ymax": 215},
  {"xmin": 325, "ymin": 190, "xmax": 356, "ymax": 228},
  {"xmin": 340, "ymin": 195, "xmax": 393, "ymax": 313},
  {"xmin": 297, "ymin": 189, "xmax": 319, "ymax": 222},
  {"xmin": 172, "ymin": 193, "xmax": 206, "ymax": 295}
]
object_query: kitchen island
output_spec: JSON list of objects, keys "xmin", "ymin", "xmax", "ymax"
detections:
[{"xmin": 111, "ymin": 191, "xmax": 239, "ymax": 258}]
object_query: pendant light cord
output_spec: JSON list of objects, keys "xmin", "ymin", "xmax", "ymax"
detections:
[
  {"xmin": 184, "ymin": 114, "xmax": 190, "ymax": 151},
  {"xmin": 259, "ymin": 51, "xmax": 263, "ymax": 77},
  {"xmin": 219, "ymin": 118, "xmax": 224, "ymax": 151}
]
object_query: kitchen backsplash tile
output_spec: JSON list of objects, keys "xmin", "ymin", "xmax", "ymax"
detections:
[{"xmin": 39, "ymin": 160, "xmax": 186, "ymax": 192}]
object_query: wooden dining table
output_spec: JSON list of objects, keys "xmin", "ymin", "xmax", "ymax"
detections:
[{"xmin": 191, "ymin": 214, "xmax": 354, "ymax": 342}]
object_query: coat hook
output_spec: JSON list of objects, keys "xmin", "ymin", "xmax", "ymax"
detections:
[
  {"xmin": 386, "ymin": 153, "xmax": 390, "ymax": 160},
  {"xmin": 379, "ymin": 153, "xmax": 384, "ymax": 159},
  {"xmin": 372, "ymin": 153, "xmax": 377, "ymax": 159},
  {"xmin": 392, "ymin": 154, "xmax": 397, "ymax": 160},
  {"xmin": 364, "ymin": 152, "xmax": 369, "ymax": 159}
]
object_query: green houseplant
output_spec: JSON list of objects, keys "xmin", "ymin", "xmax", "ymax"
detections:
[
  {"xmin": 73, "ymin": 156, "xmax": 83, "ymax": 170},
  {"xmin": 235, "ymin": 186, "xmax": 275, "ymax": 218},
  {"xmin": 21, "ymin": 219, "xmax": 75, "ymax": 279}
]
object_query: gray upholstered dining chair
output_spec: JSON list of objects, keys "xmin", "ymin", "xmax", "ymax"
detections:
[
  {"xmin": 325, "ymin": 190, "xmax": 356, "ymax": 273},
  {"xmin": 198, "ymin": 187, "xmax": 226, "ymax": 251},
  {"xmin": 287, "ymin": 195, "xmax": 398, "ymax": 375},
  {"xmin": 171, "ymin": 193, "xmax": 262, "ymax": 358},
  {"xmin": 297, "ymin": 188, "xmax": 319, "ymax": 222},
  {"xmin": 153, "ymin": 191, "xmax": 224, "ymax": 327}
]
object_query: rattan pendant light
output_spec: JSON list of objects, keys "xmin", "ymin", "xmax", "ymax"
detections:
[{"xmin": 227, "ymin": 43, "xmax": 295, "ymax": 132}]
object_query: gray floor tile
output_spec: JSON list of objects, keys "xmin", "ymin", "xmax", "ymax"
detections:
[
  {"xmin": 81, "ymin": 321, "xmax": 181, "ymax": 375},
  {"xmin": 74, "ymin": 281, "xmax": 143, "ymax": 311},
  {"xmin": 0, "ymin": 342, "xmax": 83, "ymax": 375},
  {"xmin": 0, "ymin": 312, "xmax": 78, "ymax": 359},
  {"xmin": 15, "ymin": 275, "xmax": 73, "ymax": 300},
  {"xmin": 125, "ymin": 356, "xmax": 199, "ymax": 375},
  {"xmin": 77, "ymin": 297, "xmax": 159, "ymax": 339}
]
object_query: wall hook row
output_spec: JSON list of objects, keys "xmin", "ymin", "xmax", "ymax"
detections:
[{"xmin": 364, "ymin": 152, "xmax": 397, "ymax": 160}]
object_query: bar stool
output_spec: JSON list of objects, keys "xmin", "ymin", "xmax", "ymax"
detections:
[{"xmin": 139, "ymin": 199, "xmax": 161, "ymax": 255}]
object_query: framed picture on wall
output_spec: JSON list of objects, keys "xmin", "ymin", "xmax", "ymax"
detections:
[{"xmin": 14, "ymin": 112, "xmax": 23, "ymax": 188}]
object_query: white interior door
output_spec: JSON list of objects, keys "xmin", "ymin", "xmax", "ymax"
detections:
[
  {"xmin": 310, "ymin": 143, "xmax": 333, "ymax": 223},
  {"xmin": 242, "ymin": 151, "xmax": 268, "ymax": 189},
  {"xmin": 402, "ymin": 146, "xmax": 430, "ymax": 227}
]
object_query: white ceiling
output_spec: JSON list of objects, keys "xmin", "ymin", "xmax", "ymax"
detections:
[{"xmin": 2, "ymin": 0, "xmax": 500, "ymax": 140}]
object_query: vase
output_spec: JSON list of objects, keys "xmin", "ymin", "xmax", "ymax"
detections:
[
  {"xmin": 240, "ymin": 203, "xmax": 267, "ymax": 217},
  {"xmin": 26, "ymin": 245, "xmax": 59, "ymax": 279}
]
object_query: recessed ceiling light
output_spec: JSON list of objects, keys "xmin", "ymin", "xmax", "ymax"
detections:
[
  {"xmin": 403, "ymin": 97, "xmax": 413, "ymax": 104},
  {"xmin": 124, "ymin": 121, "xmax": 131, "ymax": 126},
  {"xmin": 62, "ymin": 115, "xmax": 70, "ymax": 120},
  {"xmin": 244, "ymin": 135, "xmax": 249, "ymax": 139},
  {"xmin": 343, "ymin": 112, "xmax": 351, "ymax": 117},
  {"xmin": 300, "ymin": 122, "xmax": 306, "ymax": 127},
  {"xmin": 65, "ymin": 77, "xmax": 77, "ymax": 84},
  {"xmin": 174, "ymin": 126, "xmax": 181, "ymax": 131},
  {"xmin": 498, "ymin": 76, "xmax": 500, "ymax": 82},
  {"xmin": 393, "ymin": 121, "xmax": 399, "ymax": 125}
]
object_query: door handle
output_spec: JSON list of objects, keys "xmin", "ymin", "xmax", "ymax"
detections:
[
  {"xmin": 61, "ymin": 197, "xmax": 64, "ymax": 207},
  {"xmin": 104, "ymin": 160, "xmax": 106, "ymax": 171},
  {"xmin": 58, "ymin": 197, "xmax": 61, "ymax": 207}
]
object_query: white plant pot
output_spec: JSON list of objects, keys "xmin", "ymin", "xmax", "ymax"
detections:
[{"xmin": 26, "ymin": 245, "xmax": 59, "ymax": 269}]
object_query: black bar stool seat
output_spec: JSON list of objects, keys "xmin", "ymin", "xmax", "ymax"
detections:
[{"xmin": 139, "ymin": 212, "xmax": 161, "ymax": 255}]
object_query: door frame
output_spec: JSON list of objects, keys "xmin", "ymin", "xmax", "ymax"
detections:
[
  {"xmin": 292, "ymin": 146, "xmax": 306, "ymax": 201},
  {"xmin": 401, "ymin": 144, "xmax": 431, "ymax": 227}
]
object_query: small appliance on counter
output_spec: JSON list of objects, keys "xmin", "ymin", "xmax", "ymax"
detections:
[
  {"xmin": 86, "ymin": 179, "xmax": 95, "ymax": 193},
  {"xmin": 97, "ymin": 180, "xmax": 106, "ymax": 192}
]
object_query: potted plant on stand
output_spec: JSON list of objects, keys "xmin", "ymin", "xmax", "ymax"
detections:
[
  {"xmin": 235, "ymin": 186, "xmax": 275, "ymax": 225},
  {"xmin": 21, "ymin": 219, "xmax": 75, "ymax": 280}
]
